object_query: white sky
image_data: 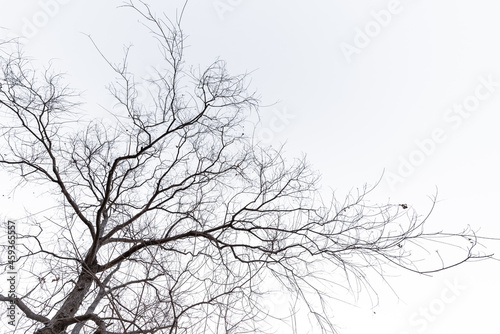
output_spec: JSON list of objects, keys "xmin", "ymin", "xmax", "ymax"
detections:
[{"xmin": 1, "ymin": 1, "xmax": 500, "ymax": 333}]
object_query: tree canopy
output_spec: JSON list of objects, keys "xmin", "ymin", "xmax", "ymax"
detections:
[{"xmin": 0, "ymin": 2, "xmax": 492, "ymax": 334}]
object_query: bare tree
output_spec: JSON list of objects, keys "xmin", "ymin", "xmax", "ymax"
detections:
[{"xmin": 0, "ymin": 2, "xmax": 492, "ymax": 334}]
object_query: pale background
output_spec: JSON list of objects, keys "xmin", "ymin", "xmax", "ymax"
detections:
[{"xmin": 1, "ymin": 1, "xmax": 499, "ymax": 333}]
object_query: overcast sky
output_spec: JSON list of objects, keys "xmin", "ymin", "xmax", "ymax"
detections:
[{"xmin": 1, "ymin": 1, "xmax": 500, "ymax": 333}]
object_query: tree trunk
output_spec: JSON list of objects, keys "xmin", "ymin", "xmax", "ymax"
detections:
[{"xmin": 35, "ymin": 261, "xmax": 96, "ymax": 334}]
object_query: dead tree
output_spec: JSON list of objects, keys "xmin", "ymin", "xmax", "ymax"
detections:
[{"xmin": 0, "ymin": 2, "xmax": 491, "ymax": 334}]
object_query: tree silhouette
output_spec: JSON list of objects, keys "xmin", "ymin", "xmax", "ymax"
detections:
[{"xmin": 0, "ymin": 2, "xmax": 491, "ymax": 334}]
